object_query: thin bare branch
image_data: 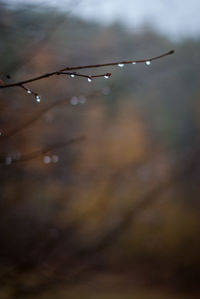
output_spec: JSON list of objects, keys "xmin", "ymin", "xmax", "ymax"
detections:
[
  {"xmin": 20, "ymin": 84, "xmax": 39, "ymax": 97},
  {"xmin": 57, "ymin": 71, "xmax": 111, "ymax": 80},
  {"xmin": 0, "ymin": 50, "xmax": 174, "ymax": 89}
]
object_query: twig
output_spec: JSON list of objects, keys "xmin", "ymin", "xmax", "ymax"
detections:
[
  {"xmin": 57, "ymin": 71, "xmax": 111, "ymax": 80},
  {"xmin": 17, "ymin": 72, "xmax": 111, "ymax": 98},
  {"xmin": 20, "ymin": 84, "xmax": 39, "ymax": 97},
  {"xmin": 0, "ymin": 50, "xmax": 174, "ymax": 89}
]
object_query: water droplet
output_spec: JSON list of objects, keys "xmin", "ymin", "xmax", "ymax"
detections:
[
  {"xmin": 88, "ymin": 77, "xmax": 92, "ymax": 82},
  {"xmin": 44, "ymin": 112, "xmax": 54, "ymax": 123},
  {"xmin": 79, "ymin": 96, "xmax": 86, "ymax": 104},
  {"xmin": 27, "ymin": 89, "xmax": 32, "ymax": 94},
  {"xmin": 146, "ymin": 60, "xmax": 151, "ymax": 66},
  {"xmin": 102, "ymin": 87, "xmax": 110, "ymax": 95},
  {"xmin": 70, "ymin": 96, "xmax": 78, "ymax": 105},
  {"xmin": 43, "ymin": 155, "xmax": 51, "ymax": 164},
  {"xmin": 71, "ymin": 74, "xmax": 75, "ymax": 78},
  {"xmin": 118, "ymin": 63, "xmax": 124, "ymax": 67},
  {"xmin": 35, "ymin": 95, "xmax": 41, "ymax": 102},
  {"xmin": 132, "ymin": 62, "xmax": 136, "ymax": 65},
  {"xmin": 104, "ymin": 75, "xmax": 109, "ymax": 79},
  {"xmin": 11, "ymin": 151, "xmax": 21, "ymax": 160},
  {"xmin": 5, "ymin": 156, "xmax": 12, "ymax": 165},
  {"xmin": 52, "ymin": 155, "xmax": 59, "ymax": 163}
]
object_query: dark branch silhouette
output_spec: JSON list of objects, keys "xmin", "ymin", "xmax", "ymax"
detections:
[
  {"xmin": 57, "ymin": 71, "xmax": 111, "ymax": 80},
  {"xmin": 0, "ymin": 50, "xmax": 174, "ymax": 89}
]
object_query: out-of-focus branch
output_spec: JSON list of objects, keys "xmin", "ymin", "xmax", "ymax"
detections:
[
  {"xmin": 0, "ymin": 50, "xmax": 174, "ymax": 89},
  {"xmin": 14, "ymin": 151, "xmax": 186, "ymax": 295},
  {"xmin": 52, "ymin": 149, "xmax": 198, "ymax": 286},
  {"xmin": 3, "ymin": 147, "xmax": 198, "ymax": 296},
  {"xmin": 0, "ymin": 91, "xmax": 100, "ymax": 140},
  {"xmin": 1, "ymin": 98, "xmax": 68, "ymax": 140},
  {"xmin": 0, "ymin": 136, "xmax": 85, "ymax": 165}
]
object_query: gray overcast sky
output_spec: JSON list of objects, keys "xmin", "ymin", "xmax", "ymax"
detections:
[{"xmin": 8, "ymin": 0, "xmax": 200, "ymax": 39}]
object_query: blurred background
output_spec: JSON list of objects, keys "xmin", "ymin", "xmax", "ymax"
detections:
[{"xmin": 0, "ymin": 0, "xmax": 200, "ymax": 298}]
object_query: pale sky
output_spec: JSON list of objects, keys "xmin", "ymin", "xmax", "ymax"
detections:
[{"xmin": 7, "ymin": 0, "xmax": 200, "ymax": 39}]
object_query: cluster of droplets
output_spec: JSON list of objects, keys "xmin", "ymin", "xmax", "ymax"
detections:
[
  {"xmin": 88, "ymin": 74, "xmax": 110, "ymax": 83},
  {"xmin": 43, "ymin": 154, "xmax": 59, "ymax": 164},
  {"xmin": 69, "ymin": 73, "xmax": 93, "ymax": 82},
  {"xmin": 22, "ymin": 60, "xmax": 152, "ymax": 103},
  {"xmin": 67, "ymin": 71, "xmax": 111, "ymax": 83},
  {"xmin": 26, "ymin": 89, "xmax": 41, "ymax": 103},
  {"xmin": 117, "ymin": 60, "xmax": 151, "ymax": 67},
  {"xmin": 35, "ymin": 95, "xmax": 41, "ymax": 102},
  {"xmin": 70, "ymin": 95, "xmax": 87, "ymax": 105}
]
